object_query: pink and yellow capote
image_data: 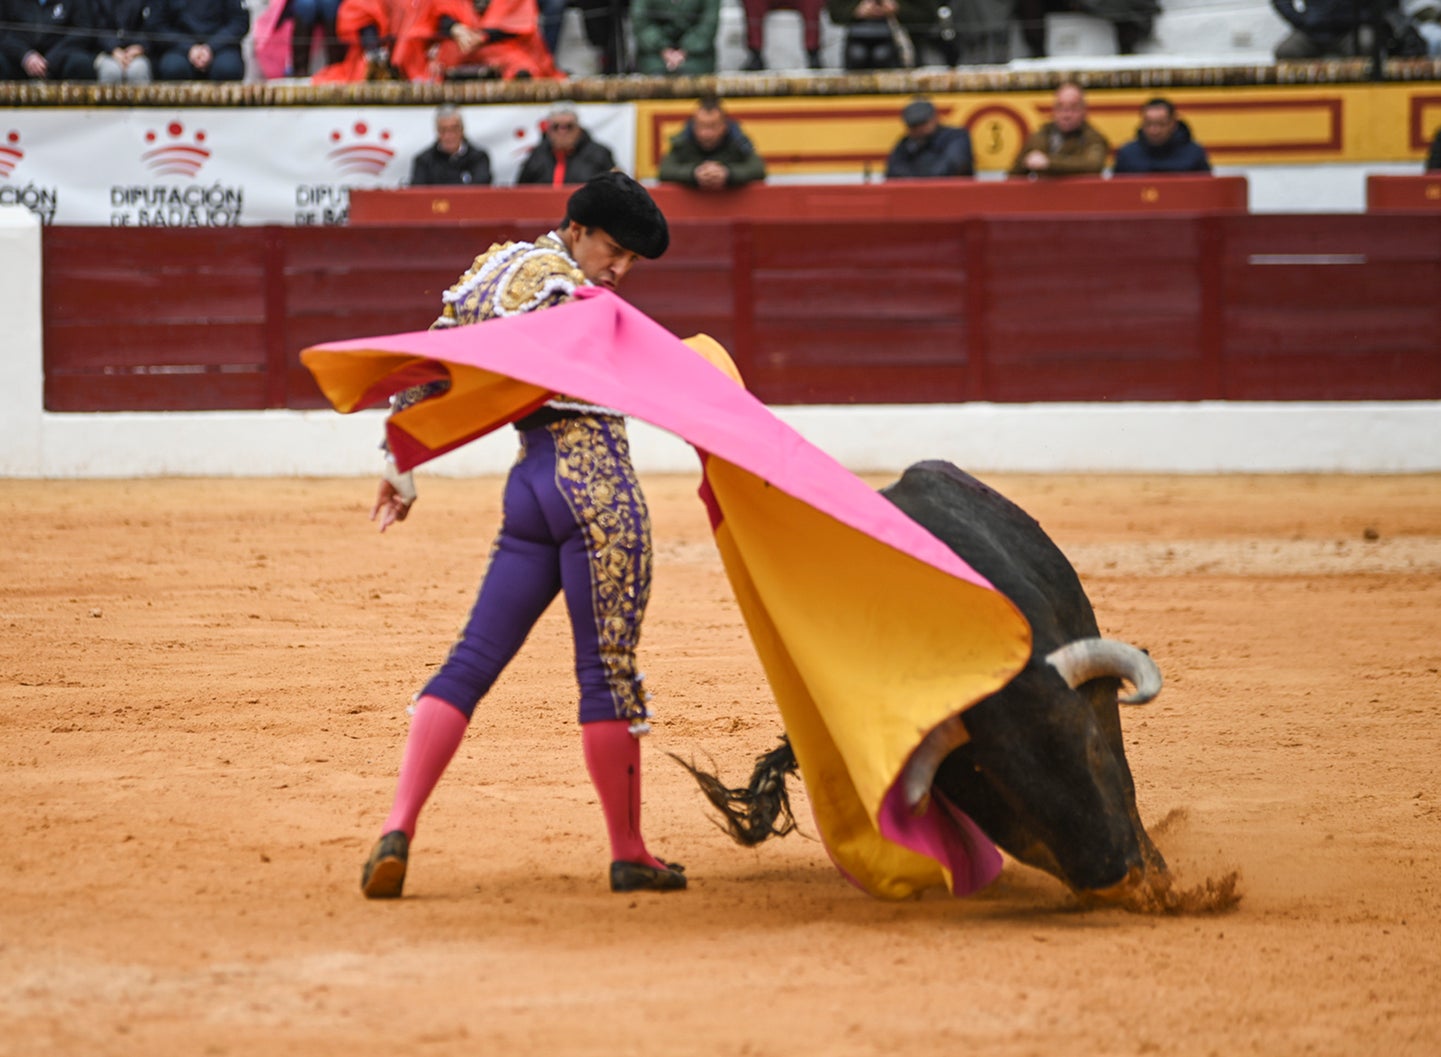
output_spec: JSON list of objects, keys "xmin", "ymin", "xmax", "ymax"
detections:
[{"xmin": 301, "ymin": 288, "xmax": 1032, "ymax": 900}]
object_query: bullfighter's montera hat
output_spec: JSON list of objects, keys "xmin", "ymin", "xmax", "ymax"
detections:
[{"xmin": 565, "ymin": 172, "xmax": 670, "ymax": 259}]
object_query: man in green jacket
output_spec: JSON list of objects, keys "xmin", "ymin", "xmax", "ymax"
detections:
[
  {"xmin": 657, "ymin": 96, "xmax": 768, "ymax": 191},
  {"xmin": 632, "ymin": 0, "xmax": 720, "ymax": 75}
]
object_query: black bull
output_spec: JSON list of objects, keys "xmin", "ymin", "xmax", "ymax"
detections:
[{"xmin": 679, "ymin": 460, "xmax": 1198, "ymax": 907}]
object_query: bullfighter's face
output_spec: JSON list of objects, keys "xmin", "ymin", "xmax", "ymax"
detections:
[{"xmin": 564, "ymin": 222, "xmax": 642, "ymax": 291}]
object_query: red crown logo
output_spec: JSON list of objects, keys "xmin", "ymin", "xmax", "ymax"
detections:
[
  {"xmin": 326, "ymin": 122, "xmax": 395, "ymax": 177},
  {"xmin": 142, "ymin": 122, "xmax": 211, "ymax": 177},
  {"xmin": 0, "ymin": 131, "xmax": 23, "ymax": 178}
]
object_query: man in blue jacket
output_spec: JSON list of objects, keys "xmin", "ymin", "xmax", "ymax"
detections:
[
  {"xmin": 149, "ymin": 0, "xmax": 250, "ymax": 81},
  {"xmin": 1113, "ymin": 98, "xmax": 1212, "ymax": 175},
  {"xmin": 884, "ymin": 99, "xmax": 974, "ymax": 179}
]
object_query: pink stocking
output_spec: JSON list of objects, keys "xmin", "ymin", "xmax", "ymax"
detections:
[
  {"xmin": 582, "ymin": 719, "xmax": 664, "ymax": 868},
  {"xmin": 380, "ymin": 694, "xmax": 470, "ymax": 840}
]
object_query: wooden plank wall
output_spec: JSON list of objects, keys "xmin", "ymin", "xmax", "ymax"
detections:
[{"xmin": 41, "ymin": 215, "xmax": 1441, "ymax": 412}]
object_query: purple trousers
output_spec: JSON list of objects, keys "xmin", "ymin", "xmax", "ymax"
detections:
[{"xmin": 422, "ymin": 414, "xmax": 653, "ymax": 726}]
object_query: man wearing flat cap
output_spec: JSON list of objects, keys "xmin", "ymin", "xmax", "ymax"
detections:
[
  {"xmin": 360, "ymin": 171, "xmax": 690, "ymax": 901},
  {"xmin": 885, "ymin": 99, "xmax": 974, "ymax": 179}
]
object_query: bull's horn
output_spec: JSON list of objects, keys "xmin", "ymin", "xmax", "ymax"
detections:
[
  {"xmin": 899, "ymin": 714, "xmax": 970, "ymax": 813},
  {"xmin": 1045, "ymin": 639, "xmax": 1162, "ymax": 704}
]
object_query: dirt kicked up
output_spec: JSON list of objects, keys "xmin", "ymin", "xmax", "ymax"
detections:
[{"xmin": 2, "ymin": 473, "xmax": 1438, "ymax": 1057}]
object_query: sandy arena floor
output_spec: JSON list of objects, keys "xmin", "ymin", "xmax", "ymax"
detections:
[{"xmin": 2, "ymin": 471, "xmax": 1439, "ymax": 1057}]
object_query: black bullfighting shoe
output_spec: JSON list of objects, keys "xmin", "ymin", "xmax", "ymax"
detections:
[
  {"xmin": 361, "ymin": 830, "xmax": 409, "ymax": 899},
  {"xmin": 610, "ymin": 860, "xmax": 687, "ymax": 892}
]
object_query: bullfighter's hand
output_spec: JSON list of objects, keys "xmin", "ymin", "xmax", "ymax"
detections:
[{"xmin": 371, "ymin": 476, "xmax": 416, "ymax": 533}]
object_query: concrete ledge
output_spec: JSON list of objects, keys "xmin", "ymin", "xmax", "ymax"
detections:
[{"xmin": 7, "ymin": 401, "xmax": 1438, "ymax": 478}]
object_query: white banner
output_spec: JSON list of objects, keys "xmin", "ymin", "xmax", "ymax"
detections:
[{"xmin": 0, "ymin": 105, "xmax": 636, "ymax": 227}]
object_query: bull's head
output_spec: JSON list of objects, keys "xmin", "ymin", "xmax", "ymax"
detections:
[{"xmin": 925, "ymin": 637, "xmax": 1166, "ymax": 899}]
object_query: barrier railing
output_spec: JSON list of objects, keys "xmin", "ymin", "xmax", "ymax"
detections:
[{"xmin": 40, "ymin": 203, "xmax": 1441, "ymax": 411}]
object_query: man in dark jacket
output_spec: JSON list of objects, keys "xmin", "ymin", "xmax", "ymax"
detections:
[
  {"xmin": 409, "ymin": 105, "xmax": 493, "ymax": 186},
  {"xmin": 657, "ymin": 96, "xmax": 766, "ymax": 191},
  {"xmin": 148, "ymin": 0, "xmax": 250, "ymax": 80},
  {"xmin": 1271, "ymin": 0, "xmax": 1366, "ymax": 58},
  {"xmin": 0, "ymin": 0, "xmax": 97, "ymax": 81},
  {"xmin": 516, "ymin": 104, "xmax": 619, "ymax": 186},
  {"xmin": 1113, "ymin": 98, "xmax": 1212, "ymax": 175},
  {"xmin": 1428, "ymin": 127, "xmax": 1441, "ymax": 172},
  {"xmin": 885, "ymin": 99, "xmax": 974, "ymax": 179},
  {"xmin": 826, "ymin": 0, "xmax": 954, "ymax": 69},
  {"xmin": 90, "ymin": 0, "xmax": 155, "ymax": 84}
]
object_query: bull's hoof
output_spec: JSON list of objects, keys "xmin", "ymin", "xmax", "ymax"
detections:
[
  {"xmin": 1083, "ymin": 865, "xmax": 1149, "ymax": 907},
  {"xmin": 1082, "ymin": 865, "xmax": 1242, "ymax": 914}
]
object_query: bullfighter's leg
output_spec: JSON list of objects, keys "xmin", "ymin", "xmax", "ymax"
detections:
[
  {"xmin": 362, "ymin": 460, "xmax": 562, "ymax": 898},
  {"xmin": 550, "ymin": 417, "xmax": 683, "ymax": 892}
]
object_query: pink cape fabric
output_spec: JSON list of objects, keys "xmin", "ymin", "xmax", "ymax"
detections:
[{"xmin": 301, "ymin": 287, "xmax": 1032, "ymax": 899}]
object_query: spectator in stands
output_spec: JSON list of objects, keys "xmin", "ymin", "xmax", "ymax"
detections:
[
  {"xmin": 1271, "ymin": 0, "xmax": 1368, "ymax": 58},
  {"xmin": 417, "ymin": 0, "xmax": 561, "ymax": 80},
  {"xmin": 314, "ymin": 0, "xmax": 416, "ymax": 80},
  {"xmin": 631, "ymin": 0, "xmax": 720, "ymax": 75},
  {"xmin": 89, "ymin": 0, "xmax": 154, "ymax": 84},
  {"xmin": 658, "ymin": 96, "xmax": 767, "ymax": 191},
  {"xmin": 409, "ymin": 104, "xmax": 494, "ymax": 185},
  {"xmin": 573, "ymin": 0, "xmax": 630, "ymax": 74},
  {"xmin": 317, "ymin": 0, "xmax": 558, "ymax": 82},
  {"xmin": 947, "ymin": 0, "xmax": 1013, "ymax": 64},
  {"xmin": 1009, "ymin": 80, "xmax": 1110, "ymax": 178},
  {"xmin": 516, "ymin": 103, "xmax": 619, "ymax": 186},
  {"xmin": 1015, "ymin": 0, "xmax": 1158, "ymax": 57},
  {"xmin": 536, "ymin": 0, "xmax": 565, "ymax": 59},
  {"xmin": 826, "ymin": 0, "xmax": 958, "ymax": 69},
  {"xmin": 0, "ymin": 0, "xmax": 98, "ymax": 81},
  {"xmin": 1428, "ymin": 127, "xmax": 1441, "ymax": 170},
  {"xmin": 885, "ymin": 99, "xmax": 974, "ymax": 178},
  {"xmin": 1113, "ymin": 97, "xmax": 1212, "ymax": 175},
  {"xmin": 278, "ymin": 0, "xmax": 345, "ymax": 77},
  {"xmin": 740, "ymin": 0, "xmax": 825, "ymax": 70},
  {"xmin": 148, "ymin": 0, "xmax": 250, "ymax": 81}
]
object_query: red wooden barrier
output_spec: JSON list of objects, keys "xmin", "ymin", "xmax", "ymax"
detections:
[
  {"xmin": 1219, "ymin": 214, "xmax": 1441, "ymax": 399},
  {"xmin": 43, "ymin": 229, "xmax": 274, "ymax": 412},
  {"xmin": 347, "ymin": 177, "xmax": 1249, "ymax": 226},
  {"xmin": 1366, "ymin": 174, "xmax": 1441, "ymax": 212},
  {"xmin": 40, "ymin": 211, "xmax": 1441, "ymax": 413}
]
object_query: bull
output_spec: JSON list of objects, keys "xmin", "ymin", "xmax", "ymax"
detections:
[{"xmin": 678, "ymin": 460, "xmax": 1236, "ymax": 912}]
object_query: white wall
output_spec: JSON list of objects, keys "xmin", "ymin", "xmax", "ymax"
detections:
[
  {"xmin": 0, "ymin": 206, "xmax": 43, "ymax": 470},
  {"xmin": 4, "ymin": 202, "xmax": 1437, "ymax": 478}
]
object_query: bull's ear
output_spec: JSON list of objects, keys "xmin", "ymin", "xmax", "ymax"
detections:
[{"xmin": 1046, "ymin": 639, "xmax": 1162, "ymax": 704}]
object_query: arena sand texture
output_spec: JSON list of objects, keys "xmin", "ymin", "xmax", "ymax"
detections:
[{"xmin": 3, "ymin": 472, "xmax": 1439, "ymax": 1057}]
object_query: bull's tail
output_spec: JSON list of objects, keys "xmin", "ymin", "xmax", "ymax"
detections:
[{"xmin": 668, "ymin": 736, "xmax": 801, "ymax": 847}]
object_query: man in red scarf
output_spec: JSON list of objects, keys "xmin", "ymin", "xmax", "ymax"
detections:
[{"xmin": 516, "ymin": 103, "xmax": 620, "ymax": 187}]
